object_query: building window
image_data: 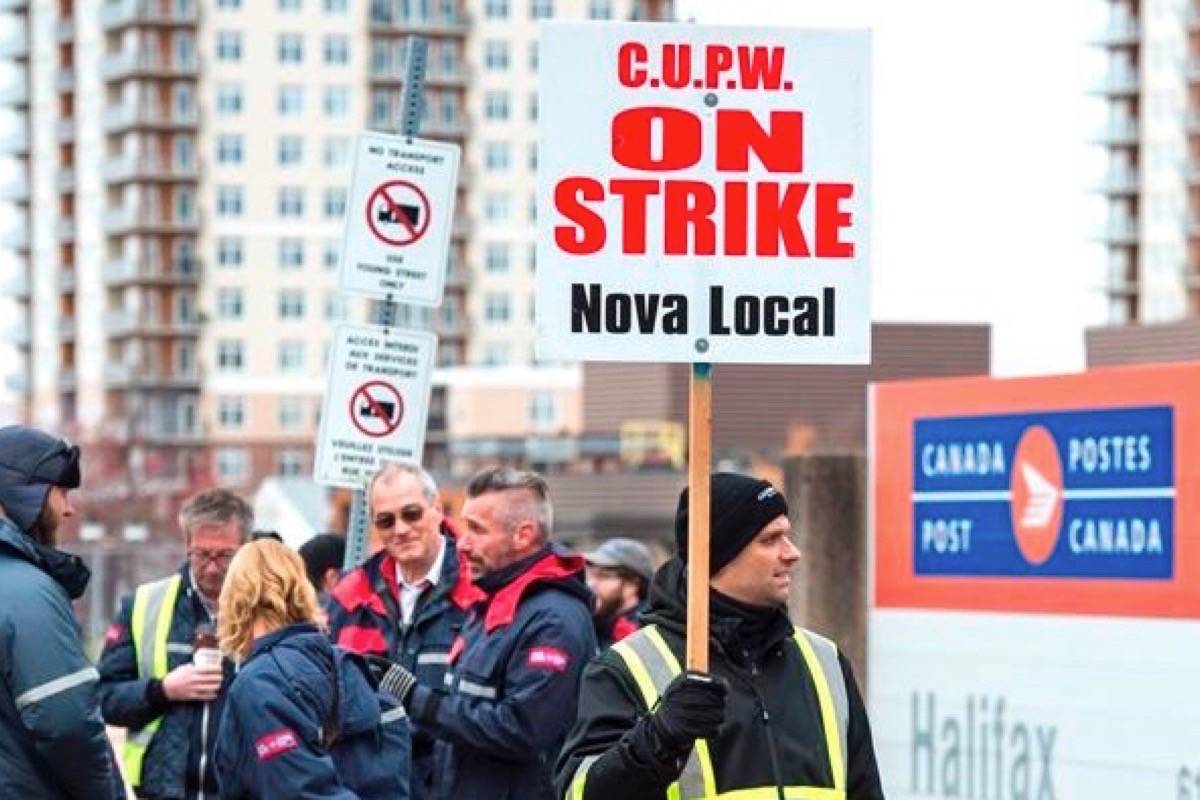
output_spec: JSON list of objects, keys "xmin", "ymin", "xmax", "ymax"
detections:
[
  {"xmin": 484, "ymin": 40, "xmax": 509, "ymax": 70},
  {"xmin": 485, "ymin": 292, "xmax": 511, "ymax": 323},
  {"xmin": 484, "ymin": 192, "xmax": 511, "ymax": 223},
  {"xmin": 323, "ymin": 0, "xmax": 347, "ymax": 11},
  {"xmin": 277, "ymin": 135, "xmax": 303, "ymax": 166},
  {"xmin": 528, "ymin": 142, "xmax": 538, "ymax": 170},
  {"xmin": 278, "ymin": 289, "xmax": 305, "ymax": 320},
  {"xmin": 217, "ymin": 396, "xmax": 245, "ymax": 429},
  {"xmin": 485, "ymin": 242, "xmax": 510, "ymax": 273},
  {"xmin": 323, "ymin": 34, "xmax": 349, "ymax": 64},
  {"xmin": 277, "ymin": 33, "xmax": 304, "ymax": 64},
  {"xmin": 323, "ymin": 85, "xmax": 350, "ymax": 117},
  {"xmin": 484, "ymin": 91, "xmax": 510, "ymax": 121},
  {"xmin": 482, "ymin": 343, "xmax": 510, "ymax": 366},
  {"xmin": 528, "ymin": 193, "xmax": 537, "ymax": 223},
  {"xmin": 216, "ymin": 339, "xmax": 244, "ymax": 371},
  {"xmin": 215, "ymin": 134, "xmax": 243, "ymax": 164},
  {"xmin": 278, "ymin": 85, "xmax": 304, "ymax": 115},
  {"xmin": 217, "ymin": 0, "xmax": 242, "ymax": 8},
  {"xmin": 323, "ymin": 240, "xmax": 340, "ymax": 270},
  {"xmin": 587, "ymin": 0, "xmax": 611, "ymax": 18},
  {"xmin": 217, "ymin": 287, "xmax": 244, "ymax": 320},
  {"xmin": 323, "ymin": 188, "xmax": 347, "ymax": 219},
  {"xmin": 529, "ymin": 392, "xmax": 558, "ymax": 427},
  {"xmin": 278, "ymin": 0, "xmax": 302, "ymax": 10},
  {"xmin": 324, "ymin": 292, "xmax": 347, "ymax": 321},
  {"xmin": 485, "ymin": 0, "xmax": 508, "ymax": 18},
  {"xmin": 217, "ymin": 237, "xmax": 243, "ymax": 269},
  {"xmin": 173, "ymin": 84, "xmax": 195, "ymax": 119},
  {"xmin": 216, "ymin": 83, "xmax": 243, "ymax": 115},
  {"xmin": 276, "ymin": 450, "xmax": 305, "ymax": 477},
  {"xmin": 216, "ymin": 185, "xmax": 244, "ymax": 217},
  {"xmin": 529, "ymin": 41, "xmax": 538, "ymax": 70},
  {"xmin": 323, "ymin": 136, "xmax": 349, "ymax": 167},
  {"xmin": 528, "ymin": 93, "xmax": 538, "ymax": 122},
  {"xmin": 278, "ymin": 397, "xmax": 304, "ymax": 430},
  {"xmin": 278, "ymin": 237, "xmax": 305, "ymax": 270},
  {"xmin": 530, "ymin": 0, "xmax": 553, "ymax": 18},
  {"xmin": 278, "ymin": 340, "xmax": 305, "ymax": 372},
  {"xmin": 278, "ymin": 187, "xmax": 305, "ymax": 218},
  {"xmin": 528, "ymin": 245, "xmax": 537, "ymax": 272},
  {"xmin": 484, "ymin": 141, "xmax": 510, "ymax": 172},
  {"xmin": 216, "ymin": 31, "xmax": 242, "ymax": 62},
  {"xmin": 216, "ymin": 448, "xmax": 249, "ymax": 483}
]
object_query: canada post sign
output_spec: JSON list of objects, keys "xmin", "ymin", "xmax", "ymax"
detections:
[
  {"xmin": 913, "ymin": 407, "xmax": 1174, "ymax": 580},
  {"xmin": 873, "ymin": 364, "xmax": 1200, "ymax": 619}
]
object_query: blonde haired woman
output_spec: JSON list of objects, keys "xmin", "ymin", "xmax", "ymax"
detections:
[{"xmin": 212, "ymin": 538, "xmax": 411, "ymax": 799}]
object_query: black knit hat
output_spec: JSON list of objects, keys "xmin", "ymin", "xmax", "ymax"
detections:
[
  {"xmin": 675, "ymin": 472, "xmax": 789, "ymax": 575},
  {"xmin": 0, "ymin": 425, "xmax": 81, "ymax": 535}
]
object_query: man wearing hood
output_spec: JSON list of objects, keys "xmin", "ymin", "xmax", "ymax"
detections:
[
  {"xmin": 555, "ymin": 472, "xmax": 885, "ymax": 800},
  {"xmin": 0, "ymin": 425, "xmax": 123, "ymax": 798},
  {"xmin": 369, "ymin": 466, "xmax": 596, "ymax": 800}
]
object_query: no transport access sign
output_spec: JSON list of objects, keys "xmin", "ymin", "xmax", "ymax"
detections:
[
  {"xmin": 341, "ymin": 132, "xmax": 459, "ymax": 305},
  {"xmin": 314, "ymin": 323, "xmax": 437, "ymax": 489}
]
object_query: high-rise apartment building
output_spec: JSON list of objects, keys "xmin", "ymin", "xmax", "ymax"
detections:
[
  {"xmin": 0, "ymin": 0, "xmax": 671, "ymax": 531},
  {"xmin": 1093, "ymin": 0, "xmax": 1200, "ymax": 323}
]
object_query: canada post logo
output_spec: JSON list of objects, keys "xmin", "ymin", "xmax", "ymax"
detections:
[{"xmin": 912, "ymin": 406, "xmax": 1174, "ymax": 579}]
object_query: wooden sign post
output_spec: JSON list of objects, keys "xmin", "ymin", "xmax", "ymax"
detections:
[{"xmin": 686, "ymin": 362, "xmax": 713, "ymax": 671}]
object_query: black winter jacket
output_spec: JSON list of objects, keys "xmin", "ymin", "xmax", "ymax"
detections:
[{"xmin": 554, "ymin": 557, "xmax": 885, "ymax": 800}]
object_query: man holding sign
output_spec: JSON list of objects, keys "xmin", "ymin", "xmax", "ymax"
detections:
[{"xmin": 556, "ymin": 473, "xmax": 883, "ymax": 800}]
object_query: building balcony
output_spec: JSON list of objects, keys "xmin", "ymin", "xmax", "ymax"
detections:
[
  {"xmin": 1097, "ymin": 168, "xmax": 1139, "ymax": 195},
  {"xmin": 0, "ymin": 82, "xmax": 28, "ymax": 107},
  {"xmin": 1096, "ymin": 218, "xmax": 1138, "ymax": 244},
  {"xmin": 58, "ymin": 269, "xmax": 76, "ymax": 292},
  {"xmin": 368, "ymin": 4, "xmax": 469, "ymax": 36},
  {"xmin": 104, "ymin": 362, "xmax": 200, "ymax": 388},
  {"xmin": 101, "ymin": 50, "xmax": 198, "ymax": 80},
  {"xmin": 3, "ymin": 271, "xmax": 28, "ymax": 299},
  {"xmin": 56, "ymin": 68, "xmax": 75, "ymax": 94},
  {"xmin": 58, "ymin": 316, "xmax": 76, "ymax": 340},
  {"xmin": 101, "ymin": 0, "xmax": 199, "ymax": 30},
  {"xmin": 1092, "ymin": 116, "xmax": 1138, "ymax": 145},
  {"xmin": 5, "ymin": 372, "xmax": 29, "ymax": 394},
  {"xmin": 103, "ymin": 309, "xmax": 200, "ymax": 338},
  {"xmin": 103, "ymin": 102, "xmax": 197, "ymax": 130},
  {"xmin": 1, "ymin": 225, "xmax": 29, "ymax": 249},
  {"xmin": 0, "ymin": 129, "xmax": 28, "ymax": 153},
  {"xmin": 57, "ymin": 167, "xmax": 76, "ymax": 192},
  {"xmin": 370, "ymin": 64, "xmax": 469, "ymax": 87},
  {"xmin": 56, "ymin": 217, "xmax": 75, "ymax": 242},
  {"xmin": 419, "ymin": 117, "xmax": 468, "ymax": 139},
  {"xmin": 0, "ymin": 175, "xmax": 28, "ymax": 202},
  {"xmin": 0, "ymin": 0, "xmax": 30, "ymax": 11},
  {"xmin": 103, "ymin": 206, "xmax": 200, "ymax": 234},
  {"xmin": 1090, "ymin": 16, "xmax": 1139, "ymax": 47},
  {"xmin": 103, "ymin": 256, "xmax": 199, "ymax": 286},
  {"xmin": 103, "ymin": 155, "xmax": 198, "ymax": 182},
  {"xmin": 1091, "ymin": 68, "xmax": 1139, "ymax": 96},
  {"xmin": 56, "ymin": 118, "xmax": 75, "ymax": 142},
  {"xmin": 3, "ymin": 322, "xmax": 30, "ymax": 347},
  {"xmin": 56, "ymin": 17, "xmax": 76, "ymax": 42},
  {"xmin": 0, "ymin": 31, "xmax": 28, "ymax": 60}
]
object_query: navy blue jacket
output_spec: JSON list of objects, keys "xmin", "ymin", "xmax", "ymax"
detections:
[
  {"xmin": 214, "ymin": 624, "xmax": 411, "ymax": 799},
  {"xmin": 0, "ymin": 517, "xmax": 123, "ymax": 799},
  {"xmin": 97, "ymin": 563, "xmax": 234, "ymax": 799},
  {"xmin": 327, "ymin": 527, "xmax": 482, "ymax": 799},
  {"xmin": 407, "ymin": 546, "xmax": 596, "ymax": 800}
]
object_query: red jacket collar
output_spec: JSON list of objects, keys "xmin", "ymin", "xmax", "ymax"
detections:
[
  {"xmin": 377, "ymin": 525, "xmax": 484, "ymax": 613},
  {"xmin": 483, "ymin": 551, "xmax": 585, "ymax": 633}
]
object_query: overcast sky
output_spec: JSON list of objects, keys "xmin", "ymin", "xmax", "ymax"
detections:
[{"xmin": 677, "ymin": 0, "xmax": 1109, "ymax": 376}]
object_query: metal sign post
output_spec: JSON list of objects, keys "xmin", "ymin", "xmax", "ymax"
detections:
[{"xmin": 343, "ymin": 36, "xmax": 429, "ymax": 572}]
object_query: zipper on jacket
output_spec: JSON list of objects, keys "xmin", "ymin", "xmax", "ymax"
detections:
[
  {"xmin": 746, "ymin": 653, "xmax": 786, "ymax": 800},
  {"xmin": 197, "ymin": 701, "xmax": 210, "ymax": 800}
]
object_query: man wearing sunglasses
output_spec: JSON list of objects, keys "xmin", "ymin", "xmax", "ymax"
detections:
[
  {"xmin": 98, "ymin": 488, "xmax": 252, "ymax": 800},
  {"xmin": 326, "ymin": 462, "xmax": 482, "ymax": 800},
  {"xmin": 0, "ymin": 425, "xmax": 124, "ymax": 798}
]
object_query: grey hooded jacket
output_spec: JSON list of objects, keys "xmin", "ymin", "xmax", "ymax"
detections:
[{"xmin": 0, "ymin": 515, "xmax": 122, "ymax": 798}]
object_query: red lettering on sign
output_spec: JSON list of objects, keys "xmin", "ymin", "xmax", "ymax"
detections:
[
  {"xmin": 610, "ymin": 179, "xmax": 659, "ymax": 254},
  {"xmin": 611, "ymin": 107, "xmax": 701, "ymax": 172},
  {"xmin": 554, "ymin": 177, "xmax": 606, "ymax": 254},
  {"xmin": 815, "ymin": 183, "xmax": 855, "ymax": 257},
  {"xmin": 716, "ymin": 110, "xmax": 803, "ymax": 173},
  {"xmin": 617, "ymin": 42, "xmax": 649, "ymax": 88},
  {"xmin": 664, "ymin": 181, "xmax": 716, "ymax": 256}
]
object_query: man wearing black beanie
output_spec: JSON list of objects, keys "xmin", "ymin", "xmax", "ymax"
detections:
[
  {"xmin": 0, "ymin": 425, "xmax": 123, "ymax": 798},
  {"xmin": 557, "ymin": 472, "xmax": 884, "ymax": 800}
]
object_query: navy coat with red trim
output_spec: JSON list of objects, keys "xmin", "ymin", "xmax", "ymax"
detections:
[
  {"xmin": 407, "ymin": 545, "xmax": 596, "ymax": 800},
  {"xmin": 326, "ymin": 525, "xmax": 482, "ymax": 800}
]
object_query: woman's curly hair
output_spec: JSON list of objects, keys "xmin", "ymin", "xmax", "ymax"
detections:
[{"xmin": 218, "ymin": 538, "xmax": 319, "ymax": 662}]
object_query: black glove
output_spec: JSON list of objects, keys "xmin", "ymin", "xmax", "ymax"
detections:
[
  {"xmin": 648, "ymin": 670, "xmax": 727, "ymax": 753},
  {"xmin": 365, "ymin": 655, "xmax": 418, "ymax": 704}
]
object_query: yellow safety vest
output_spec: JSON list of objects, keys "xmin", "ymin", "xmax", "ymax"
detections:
[
  {"xmin": 121, "ymin": 573, "xmax": 183, "ymax": 787},
  {"xmin": 568, "ymin": 624, "xmax": 849, "ymax": 800}
]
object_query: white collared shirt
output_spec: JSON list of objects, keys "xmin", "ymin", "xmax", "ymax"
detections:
[{"xmin": 396, "ymin": 536, "xmax": 446, "ymax": 625}]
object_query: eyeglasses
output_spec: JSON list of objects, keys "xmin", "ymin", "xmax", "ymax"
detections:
[
  {"xmin": 188, "ymin": 548, "xmax": 238, "ymax": 566},
  {"xmin": 374, "ymin": 505, "xmax": 426, "ymax": 531}
]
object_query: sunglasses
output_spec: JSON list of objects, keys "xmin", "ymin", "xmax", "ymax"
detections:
[{"xmin": 374, "ymin": 505, "xmax": 427, "ymax": 530}]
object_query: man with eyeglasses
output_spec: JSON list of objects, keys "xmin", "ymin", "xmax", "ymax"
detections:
[
  {"xmin": 98, "ymin": 488, "xmax": 252, "ymax": 800},
  {"xmin": 326, "ymin": 462, "xmax": 482, "ymax": 800},
  {"xmin": 0, "ymin": 425, "xmax": 124, "ymax": 798}
]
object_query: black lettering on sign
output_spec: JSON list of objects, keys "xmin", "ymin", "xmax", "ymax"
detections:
[{"xmin": 571, "ymin": 283, "xmax": 688, "ymax": 334}]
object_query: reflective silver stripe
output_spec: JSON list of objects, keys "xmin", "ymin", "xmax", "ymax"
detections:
[
  {"xmin": 14, "ymin": 666, "xmax": 99, "ymax": 710},
  {"xmin": 611, "ymin": 627, "xmax": 707, "ymax": 800},
  {"xmin": 800, "ymin": 629, "xmax": 849, "ymax": 781},
  {"xmin": 416, "ymin": 651, "xmax": 451, "ymax": 665},
  {"xmin": 381, "ymin": 705, "xmax": 408, "ymax": 724},
  {"xmin": 457, "ymin": 678, "xmax": 497, "ymax": 700},
  {"xmin": 443, "ymin": 672, "xmax": 455, "ymax": 688},
  {"xmin": 136, "ymin": 575, "xmax": 179, "ymax": 678},
  {"xmin": 165, "ymin": 643, "xmax": 193, "ymax": 655}
]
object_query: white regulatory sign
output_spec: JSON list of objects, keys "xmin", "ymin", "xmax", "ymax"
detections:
[
  {"xmin": 313, "ymin": 323, "xmax": 437, "ymax": 489},
  {"xmin": 537, "ymin": 23, "xmax": 871, "ymax": 364},
  {"xmin": 341, "ymin": 133, "xmax": 460, "ymax": 305}
]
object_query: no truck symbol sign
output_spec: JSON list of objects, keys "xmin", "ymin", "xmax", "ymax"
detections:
[
  {"xmin": 349, "ymin": 381, "xmax": 405, "ymax": 438},
  {"xmin": 366, "ymin": 180, "xmax": 431, "ymax": 247}
]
